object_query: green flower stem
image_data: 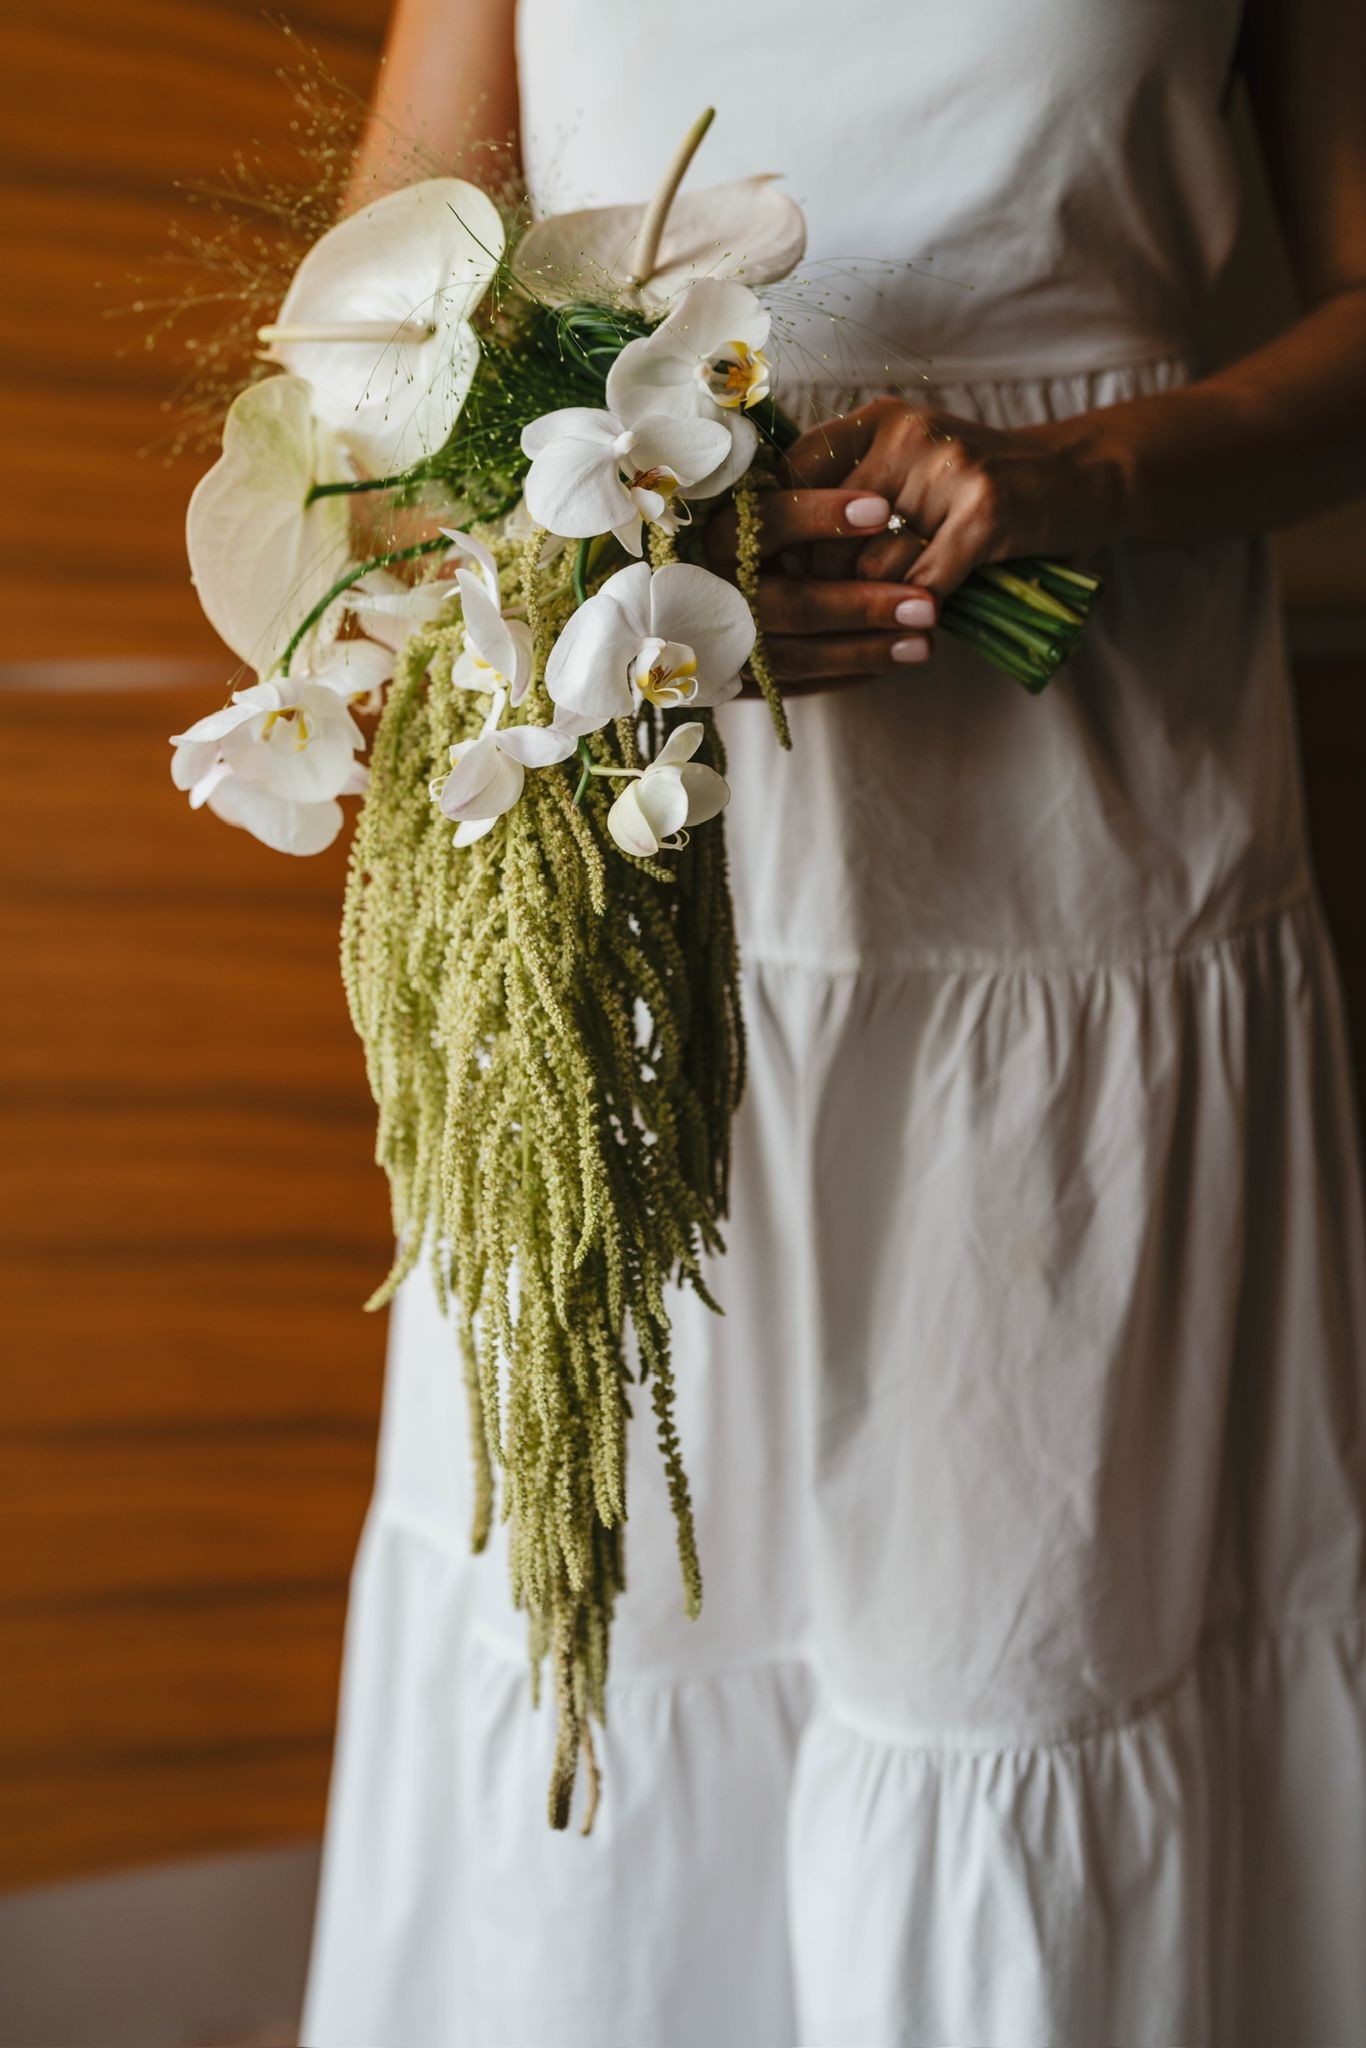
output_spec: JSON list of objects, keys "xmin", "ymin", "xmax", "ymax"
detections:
[
  {"xmin": 572, "ymin": 536, "xmax": 593, "ymax": 608},
  {"xmin": 572, "ymin": 738, "xmax": 594, "ymax": 808},
  {"xmin": 306, "ymin": 471, "xmax": 426, "ymax": 504},
  {"xmin": 277, "ymin": 535, "xmax": 450, "ymax": 677}
]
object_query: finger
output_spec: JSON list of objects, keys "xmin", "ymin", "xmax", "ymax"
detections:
[
  {"xmin": 704, "ymin": 487, "xmax": 892, "ymax": 565},
  {"xmin": 762, "ymin": 629, "xmax": 933, "ymax": 682},
  {"xmin": 810, "ymin": 537, "xmax": 863, "ymax": 580},
  {"xmin": 782, "ymin": 403, "xmax": 885, "ymax": 487},
  {"xmin": 756, "ymin": 576, "xmax": 939, "ymax": 636},
  {"xmin": 855, "ymin": 532, "xmax": 928, "ymax": 582},
  {"xmin": 899, "ymin": 514, "xmax": 986, "ymax": 596}
]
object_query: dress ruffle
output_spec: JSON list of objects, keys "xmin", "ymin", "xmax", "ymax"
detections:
[{"xmin": 305, "ymin": 894, "xmax": 1366, "ymax": 2048}]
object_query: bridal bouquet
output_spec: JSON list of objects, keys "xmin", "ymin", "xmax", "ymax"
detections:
[{"xmin": 170, "ymin": 111, "xmax": 1098, "ymax": 1829}]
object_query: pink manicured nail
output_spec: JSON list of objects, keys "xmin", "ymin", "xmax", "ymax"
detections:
[
  {"xmin": 895, "ymin": 597, "xmax": 936, "ymax": 628},
  {"xmin": 891, "ymin": 637, "xmax": 931, "ymax": 664},
  {"xmin": 845, "ymin": 495, "xmax": 890, "ymax": 528}
]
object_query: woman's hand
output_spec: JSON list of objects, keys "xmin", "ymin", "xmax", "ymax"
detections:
[
  {"xmin": 780, "ymin": 398, "xmax": 1128, "ymax": 595},
  {"xmin": 701, "ymin": 484, "xmax": 939, "ymax": 695}
]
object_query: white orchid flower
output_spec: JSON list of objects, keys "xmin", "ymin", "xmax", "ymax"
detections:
[
  {"xmin": 450, "ymin": 568, "xmax": 535, "ymax": 705},
  {"xmin": 435, "ymin": 685, "xmax": 576, "ymax": 846},
  {"xmin": 347, "ymin": 566, "xmax": 455, "ymax": 650},
  {"xmin": 514, "ymin": 175, "xmax": 805, "ymax": 316},
  {"xmin": 598, "ymin": 721, "xmax": 730, "ymax": 857},
  {"xmin": 348, "ymin": 527, "xmax": 502, "ymax": 649},
  {"xmin": 186, "ymin": 375, "xmax": 353, "ymax": 677},
  {"xmin": 437, "ymin": 526, "xmax": 502, "ymax": 599},
  {"xmin": 520, "ymin": 407, "xmax": 731, "ymax": 554},
  {"xmin": 261, "ymin": 179, "xmax": 506, "ymax": 476},
  {"xmin": 168, "ymin": 642, "xmax": 388, "ymax": 856},
  {"xmin": 606, "ymin": 280, "xmax": 774, "ymax": 496},
  {"xmin": 544, "ymin": 560, "xmax": 755, "ymax": 736}
]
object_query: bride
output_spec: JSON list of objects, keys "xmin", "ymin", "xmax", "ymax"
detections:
[{"xmin": 304, "ymin": 1, "xmax": 1366, "ymax": 2042}]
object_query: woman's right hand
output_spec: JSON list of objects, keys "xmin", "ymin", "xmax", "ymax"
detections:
[{"xmin": 701, "ymin": 486, "xmax": 938, "ymax": 695}]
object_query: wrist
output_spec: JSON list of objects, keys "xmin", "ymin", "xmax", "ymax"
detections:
[{"xmin": 1028, "ymin": 413, "xmax": 1142, "ymax": 551}]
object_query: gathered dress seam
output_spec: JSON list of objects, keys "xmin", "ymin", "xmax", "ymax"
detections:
[
  {"xmin": 785, "ymin": 341, "xmax": 1194, "ymax": 389},
  {"xmin": 814, "ymin": 1605, "xmax": 1366, "ymax": 1759},
  {"xmin": 360, "ymin": 1498, "xmax": 1364, "ymax": 1734},
  {"xmin": 735, "ymin": 884, "xmax": 1314, "ymax": 981}
]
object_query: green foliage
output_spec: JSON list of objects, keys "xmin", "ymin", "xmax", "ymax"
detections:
[{"xmin": 340, "ymin": 528, "xmax": 744, "ymax": 1831}]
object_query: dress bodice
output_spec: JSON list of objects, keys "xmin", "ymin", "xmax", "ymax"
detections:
[
  {"xmin": 516, "ymin": 0, "xmax": 1247, "ymax": 383},
  {"xmin": 514, "ymin": 0, "xmax": 1306, "ymax": 971}
]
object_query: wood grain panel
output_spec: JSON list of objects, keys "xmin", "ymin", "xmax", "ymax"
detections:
[{"xmin": 0, "ymin": 676, "xmax": 396, "ymax": 1889}]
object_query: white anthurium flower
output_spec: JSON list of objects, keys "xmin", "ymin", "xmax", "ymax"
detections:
[
  {"xmin": 514, "ymin": 175, "xmax": 806, "ymax": 315},
  {"xmin": 450, "ymin": 568, "xmax": 535, "ymax": 705},
  {"xmin": 262, "ymin": 179, "xmax": 506, "ymax": 476},
  {"xmin": 606, "ymin": 280, "xmax": 774, "ymax": 496},
  {"xmin": 598, "ymin": 721, "xmax": 730, "ymax": 858},
  {"xmin": 544, "ymin": 560, "xmax": 755, "ymax": 736},
  {"xmin": 520, "ymin": 407, "xmax": 731, "ymax": 555},
  {"xmin": 435, "ymin": 685, "xmax": 576, "ymax": 846},
  {"xmin": 186, "ymin": 374, "xmax": 354, "ymax": 676}
]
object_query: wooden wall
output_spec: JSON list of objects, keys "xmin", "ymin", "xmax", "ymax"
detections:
[
  {"xmin": 0, "ymin": 1, "xmax": 1363, "ymax": 1898},
  {"xmin": 0, "ymin": 0, "xmax": 394, "ymax": 1892}
]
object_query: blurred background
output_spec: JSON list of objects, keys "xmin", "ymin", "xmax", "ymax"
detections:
[{"xmin": 1, "ymin": 7, "xmax": 1363, "ymax": 2045}]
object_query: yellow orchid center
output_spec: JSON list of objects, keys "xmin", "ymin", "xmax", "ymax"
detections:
[
  {"xmin": 630, "ymin": 636, "xmax": 700, "ymax": 708},
  {"xmin": 625, "ymin": 463, "xmax": 680, "ymax": 501},
  {"xmin": 704, "ymin": 339, "xmax": 770, "ymax": 411},
  {"xmin": 261, "ymin": 705, "xmax": 312, "ymax": 750}
]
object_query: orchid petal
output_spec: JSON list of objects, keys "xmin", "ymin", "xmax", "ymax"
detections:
[
  {"xmin": 438, "ymin": 732, "xmax": 525, "ymax": 824},
  {"xmin": 169, "ymin": 683, "xmax": 277, "ymax": 749},
  {"xmin": 519, "ymin": 408, "xmax": 619, "ymax": 460},
  {"xmin": 304, "ymin": 640, "xmax": 395, "ymax": 700},
  {"xmin": 543, "ymin": 562, "xmax": 652, "ymax": 730},
  {"xmin": 494, "ymin": 723, "xmax": 577, "ymax": 768},
  {"xmin": 654, "ymin": 720, "xmax": 706, "ymax": 768},
  {"xmin": 678, "ymin": 762, "xmax": 730, "ymax": 824},
  {"xmin": 436, "ymin": 526, "xmax": 501, "ymax": 598},
  {"xmin": 206, "ymin": 775, "xmax": 345, "ymax": 857},
  {"xmin": 523, "ymin": 436, "xmax": 631, "ymax": 540},
  {"xmin": 647, "ymin": 562, "xmax": 756, "ymax": 699},
  {"xmin": 606, "ymin": 781, "xmax": 660, "ymax": 858}
]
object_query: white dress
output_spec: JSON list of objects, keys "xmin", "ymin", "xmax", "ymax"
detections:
[{"xmin": 303, "ymin": 3, "xmax": 1366, "ymax": 2042}]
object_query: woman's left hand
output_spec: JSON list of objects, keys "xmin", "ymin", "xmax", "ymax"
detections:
[{"xmin": 781, "ymin": 397, "xmax": 1126, "ymax": 594}]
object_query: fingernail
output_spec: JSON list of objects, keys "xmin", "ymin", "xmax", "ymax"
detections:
[
  {"xmin": 892, "ymin": 637, "xmax": 931, "ymax": 664},
  {"xmin": 845, "ymin": 495, "xmax": 890, "ymax": 528},
  {"xmin": 895, "ymin": 597, "xmax": 936, "ymax": 628}
]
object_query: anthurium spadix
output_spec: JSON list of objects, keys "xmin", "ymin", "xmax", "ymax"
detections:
[
  {"xmin": 261, "ymin": 179, "xmax": 505, "ymax": 475},
  {"xmin": 186, "ymin": 374, "xmax": 353, "ymax": 676},
  {"xmin": 514, "ymin": 175, "xmax": 805, "ymax": 316},
  {"xmin": 520, "ymin": 407, "xmax": 731, "ymax": 554},
  {"xmin": 544, "ymin": 560, "xmax": 756, "ymax": 736},
  {"xmin": 602, "ymin": 721, "xmax": 730, "ymax": 858},
  {"xmin": 435, "ymin": 685, "xmax": 576, "ymax": 846},
  {"xmin": 169, "ymin": 641, "xmax": 388, "ymax": 856},
  {"xmin": 606, "ymin": 280, "xmax": 774, "ymax": 496}
]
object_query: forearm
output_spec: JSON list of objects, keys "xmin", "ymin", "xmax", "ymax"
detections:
[
  {"xmin": 346, "ymin": 0, "xmax": 519, "ymax": 209},
  {"xmin": 1041, "ymin": 287, "xmax": 1366, "ymax": 547}
]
